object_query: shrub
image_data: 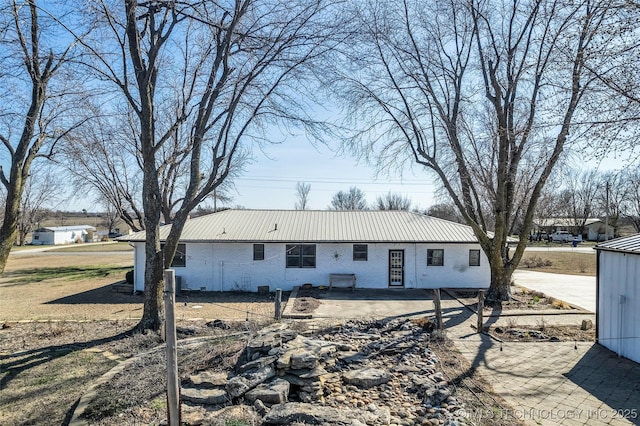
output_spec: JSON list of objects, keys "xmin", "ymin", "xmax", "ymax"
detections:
[
  {"xmin": 521, "ymin": 256, "xmax": 552, "ymax": 269},
  {"xmin": 125, "ymin": 270, "xmax": 134, "ymax": 284}
]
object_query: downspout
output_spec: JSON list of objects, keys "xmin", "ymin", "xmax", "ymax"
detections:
[
  {"xmin": 414, "ymin": 243, "xmax": 418, "ymax": 289},
  {"xmin": 220, "ymin": 261, "xmax": 224, "ymax": 292}
]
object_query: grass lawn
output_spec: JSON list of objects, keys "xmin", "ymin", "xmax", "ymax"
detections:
[{"xmin": 518, "ymin": 251, "xmax": 596, "ymax": 276}]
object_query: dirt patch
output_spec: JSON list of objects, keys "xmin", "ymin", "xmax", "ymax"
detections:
[
  {"xmin": 291, "ymin": 287, "xmax": 323, "ymax": 314},
  {"xmin": 451, "ymin": 287, "xmax": 577, "ymax": 311},
  {"xmin": 490, "ymin": 324, "xmax": 595, "ymax": 343}
]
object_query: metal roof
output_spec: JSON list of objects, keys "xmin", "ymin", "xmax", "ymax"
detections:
[
  {"xmin": 35, "ymin": 225, "xmax": 97, "ymax": 232},
  {"xmin": 534, "ymin": 218, "xmax": 601, "ymax": 227},
  {"xmin": 118, "ymin": 209, "xmax": 481, "ymax": 243},
  {"xmin": 595, "ymin": 234, "xmax": 640, "ymax": 254}
]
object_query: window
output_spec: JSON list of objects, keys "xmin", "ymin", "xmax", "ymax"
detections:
[
  {"xmin": 162, "ymin": 243, "xmax": 186, "ymax": 267},
  {"xmin": 286, "ymin": 244, "xmax": 316, "ymax": 268},
  {"xmin": 469, "ymin": 249, "xmax": 481, "ymax": 266},
  {"xmin": 427, "ymin": 249, "xmax": 444, "ymax": 266},
  {"xmin": 353, "ymin": 244, "xmax": 368, "ymax": 261},
  {"xmin": 253, "ymin": 244, "xmax": 265, "ymax": 261}
]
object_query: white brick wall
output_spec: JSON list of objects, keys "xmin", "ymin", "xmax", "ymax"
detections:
[{"xmin": 133, "ymin": 241, "xmax": 490, "ymax": 292}]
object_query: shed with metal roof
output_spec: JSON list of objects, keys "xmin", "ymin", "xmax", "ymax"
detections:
[
  {"xmin": 595, "ymin": 234, "xmax": 640, "ymax": 363},
  {"xmin": 31, "ymin": 225, "xmax": 97, "ymax": 245},
  {"xmin": 119, "ymin": 209, "xmax": 490, "ymax": 293}
]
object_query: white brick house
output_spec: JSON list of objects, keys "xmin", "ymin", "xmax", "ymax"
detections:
[{"xmin": 119, "ymin": 209, "xmax": 490, "ymax": 293}]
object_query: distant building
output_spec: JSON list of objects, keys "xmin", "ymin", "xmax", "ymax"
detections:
[
  {"xmin": 533, "ymin": 218, "xmax": 614, "ymax": 241},
  {"xmin": 31, "ymin": 225, "xmax": 96, "ymax": 245}
]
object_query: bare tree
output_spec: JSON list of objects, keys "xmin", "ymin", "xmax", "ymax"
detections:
[
  {"xmin": 0, "ymin": 1, "xmax": 88, "ymax": 273},
  {"xmin": 295, "ymin": 182, "xmax": 311, "ymax": 210},
  {"xmin": 329, "ymin": 187, "xmax": 368, "ymax": 210},
  {"xmin": 596, "ymin": 171, "xmax": 626, "ymax": 237},
  {"xmin": 426, "ymin": 203, "xmax": 464, "ymax": 224},
  {"xmin": 330, "ymin": 0, "xmax": 639, "ymax": 301},
  {"xmin": 16, "ymin": 168, "xmax": 61, "ymax": 246},
  {"xmin": 80, "ymin": 0, "xmax": 338, "ymax": 330},
  {"xmin": 560, "ymin": 170, "xmax": 601, "ymax": 237},
  {"xmin": 623, "ymin": 167, "xmax": 640, "ymax": 232},
  {"xmin": 62, "ymin": 115, "xmax": 145, "ymax": 232},
  {"xmin": 101, "ymin": 201, "xmax": 121, "ymax": 236},
  {"xmin": 375, "ymin": 192, "xmax": 412, "ymax": 210}
]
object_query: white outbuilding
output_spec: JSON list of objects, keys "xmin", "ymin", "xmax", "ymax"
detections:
[
  {"xmin": 31, "ymin": 225, "xmax": 96, "ymax": 245},
  {"xmin": 595, "ymin": 234, "xmax": 640, "ymax": 363},
  {"xmin": 118, "ymin": 209, "xmax": 491, "ymax": 293}
]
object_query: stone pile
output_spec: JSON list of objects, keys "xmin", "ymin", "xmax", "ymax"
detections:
[{"xmin": 180, "ymin": 318, "xmax": 471, "ymax": 426}]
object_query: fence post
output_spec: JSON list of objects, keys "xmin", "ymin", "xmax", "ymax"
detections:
[
  {"xmin": 477, "ymin": 290, "xmax": 485, "ymax": 333},
  {"xmin": 433, "ymin": 288, "xmax": 443, "ymax": 331},
  {"xmin": 274, "ymin": 288, "xmax": 282, "ymax": 320},
  {"xmin": 164, "ymin": 269, "xmax": 180, "ymax": 425}
]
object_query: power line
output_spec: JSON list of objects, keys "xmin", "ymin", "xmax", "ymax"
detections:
[{"xmin": 236, "ymin": 176, "xmax": 435, "ymax": 185}]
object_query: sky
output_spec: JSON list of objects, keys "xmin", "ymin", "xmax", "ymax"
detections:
[{"xmin": 226, "ymin": 135, "xmax": 440, "ymax": 211}]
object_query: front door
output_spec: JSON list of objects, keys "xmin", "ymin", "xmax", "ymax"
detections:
[{"xmin": 389, "ymin": 250, "xmax": 404, "ymax": 287}]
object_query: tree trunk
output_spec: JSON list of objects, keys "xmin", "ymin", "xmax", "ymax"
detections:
[
  {"xmin": 486, "ymin": 247, "xmax": 512, "ymax": 303},
  {"xmin": 137, "ymin": 167, "xmax": 164, "ymax": 331},
  {"xmin": 0, "ymin": 174, "xmax": 24, "ymax": 274}
]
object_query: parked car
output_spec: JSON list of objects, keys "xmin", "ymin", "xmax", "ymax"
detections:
[
  {"xmin": 530, "ymin": 232, "xmax": 549, "ymax": 242},
  {"xmin": 550, "ymin": 231, "xmax": 582, "ymax": 243}
]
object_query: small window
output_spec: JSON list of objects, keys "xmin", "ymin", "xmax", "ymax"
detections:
[
  {"xmin": 353, "ymin": 244, "xmax": 368, "ymax": 261},
  {"xmin": 34, "ymin": 235, "xmax": 39, "ymax": 240},
  {"xmin": 427, "ymin": 249, "xmax": 444, "ymax": 266},
  {"xmin": 469, "ymin": 249, "xmax": 481, "ymax": 266},
  {"xmin": 171, "ymin": 243, "xmax": 186, "ymax": 267},
  {"xmin": 286, "ymin": 244, "xmax": 316, "ymax": 268},
  {"xmin": 162, "ymin": 243, "xmax": 186, "ymax": 267},
  {"xmin": 253, "ymin": 244, "xmax": 265, "ymax": 261}
]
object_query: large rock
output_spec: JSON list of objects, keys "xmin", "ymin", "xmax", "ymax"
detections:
[
  {"xmin": 188, "ymin": 371, "xmax": 228, "ymax": 387},
  {"xmin": 226, "ymin": 365, "xmax": 276, "ymax": 398},
  {"xmin": 261, "ymin": 402, "xmax": 353, "ymax": 425},
  {"xmin": 262, "ymin": 402, "xmax": 391, "ymax": 425},
  {"xmin": 238, "ymin": 356, "xmax": 278, "ymax": 373},
  {"xmin": 244, "ymin": 378, "xmax": 290, "ymax": 405},
  {"xmin": 181, "ymin": 387, "xmax": 228, "ymax": 405},
  {"xmin": 342, "ymin": 368, "xmax": 391, "ymax": 389},
  {"xmin": 290, "ymin": 349, "xmax": 319, "ymax": 370}
]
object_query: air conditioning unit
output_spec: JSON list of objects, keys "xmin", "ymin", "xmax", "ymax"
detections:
[{"xmin": 175, "ymin": 276, "xmax": 188, "ymax": 292}]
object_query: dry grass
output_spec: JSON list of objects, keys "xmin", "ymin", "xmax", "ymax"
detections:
[
  {"xmin": 84, "ymin": 338, "xmax": 246, "ymax": 424},
  {"xmin": 517, "ymin": 252, "xmax": 595, "ymax": 276},
  {"xmin": 0, "ymin": 349, "xmax": 117, "ymax": 426}
]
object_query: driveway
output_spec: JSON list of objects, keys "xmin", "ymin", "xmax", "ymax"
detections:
[{"xmin": 513, "ymin": 270, "xmax": 596, "ymax": 312}]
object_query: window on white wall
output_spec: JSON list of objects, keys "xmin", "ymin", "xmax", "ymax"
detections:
[
  {"xmin": 469, "ymin": 249, "xmax": 481, "ymax": 266},
  {"xmin": 253, "ymin": 244, "xmax": 265, "ymax": 261},
  {"xmin": 162, "ymin": 243, "xmax": 186, "ymax": 267},
  {"xmin": 286, "ymin": 244, "xmax": 316, "ymax": 268},
  {"xmin": 353, "ymin": 244, "xmax": 368, "ymax": 261},
  {"xmin": 427, "ymin": 249, "xmax": 444, "ymax": 266}
]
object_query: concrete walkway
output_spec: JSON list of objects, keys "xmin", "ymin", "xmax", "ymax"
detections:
[
  {"xmin": 442, "ymin": 297, "xmax": 640, "ymax": 426},
  {"xmin": 513, "ymin": 270, "xmax": 596, "ymax": 312}
]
